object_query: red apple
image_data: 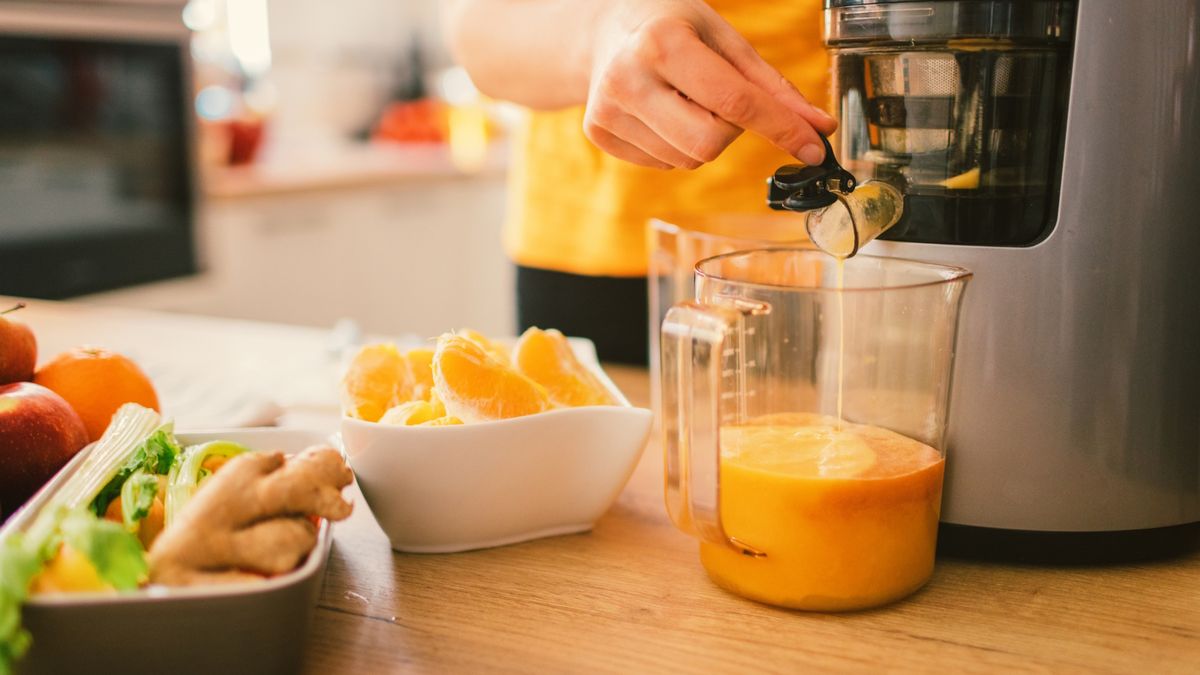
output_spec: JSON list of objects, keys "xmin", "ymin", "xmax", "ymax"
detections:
[
  {"xmin": 0, "ymin": 382, "xmax": 89, "ymax": 519},
  {"xmin": 0, "ymin": 303, "xmax": 37, "ymax": 384}
]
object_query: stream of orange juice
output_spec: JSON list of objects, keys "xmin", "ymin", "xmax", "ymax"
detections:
[
  {"xmin": 835, "ymin": 257, "xmax": 845, "ymax": 429},
  {"xmin": 701, "ymin": 413, "xmax": 944, "ymax": 611}
]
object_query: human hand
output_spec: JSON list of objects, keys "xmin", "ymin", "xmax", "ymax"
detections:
[{"xmin": 584, "ymin": 0, "xmax": 837, "ymax": 170}]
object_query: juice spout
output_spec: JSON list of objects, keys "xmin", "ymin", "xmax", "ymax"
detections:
[
  {"xmin": 805, "ymin": 181, "xmax": 904, "ymax": 258},
  {"xmin": 767, "ymin": 135, "xmax": 856, "ymax": 212},
  {"xmin": 767, "ymin": 135, "xmax": 904, "ymax": 258}
]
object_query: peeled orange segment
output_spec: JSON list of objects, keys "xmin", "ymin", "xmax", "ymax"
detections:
[
  {"xmin": 432, "ymin": 334, "xmax": 552, "ymax": 422},
  {"xmin": 379, "ymin": 400, "xmax": 440, "ymax": 426},
  {"xmin": 940, "ymin": 167, "xmax": 981, "ymax": 189},
  {"xmin": 513, "ymin": 327, "xmax": 616, "ymax": 407},
  {"xmin": 426, "ymin": 393, "xmax": 446, "ymax": 418},
  {"xmin": 418, "ymin": 416, "xmax": 463, "ymax": 426},
  {"xmin": 404, "ymin": 347, "xmax": 436, "ymax": 401},
  {"xmin": 720, "ymin": 423, "xmax": 877, "ymax": 479},
  {"xmin": 457, "ymin": 329, "xmax": 511, "ymax": 365},
  {"xmin": 341, "ymin": 343, "xmax": 412, "ymax": 422}
]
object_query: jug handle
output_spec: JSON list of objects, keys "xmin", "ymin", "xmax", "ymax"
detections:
[{"xmin": 661, "ymin": 301, "xmax": 765, "ymax": 558}]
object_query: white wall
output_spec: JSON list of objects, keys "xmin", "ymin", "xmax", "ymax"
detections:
[{"xmin": 263, "ymin": 0, "xmax": 452, "ymax": 148}]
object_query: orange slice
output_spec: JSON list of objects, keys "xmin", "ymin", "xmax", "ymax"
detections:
[
  {"xmin": 379, "ymin": 400, "xmax": 441, "ymax": 426},
  {"xmin": 341, "ymin": 343, "xmax": 412, "ymax": 422},
  {"xmin": 513, "ymin": 327, "xmax": 616, "ymax": 407},
  {"xmin": 427, "ymin": 392, "xmax": 447, "ymax": 417},
  {"xmin": 404, "ymin": 347, "xmax": 436, "ymax": 401},
  {"xmin": 432, "ymin": 334, "xmax": 552, "ymax": 422},
  {"xmin": 457, "ymin": 329, "xmax": 511, "ymax": 365},
  {"xmin": 418, "ymin": 416, "xmax": 464, "ymax": 426}
]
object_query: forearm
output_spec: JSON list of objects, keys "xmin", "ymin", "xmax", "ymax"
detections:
[{"xmin": 443, "ymin": 0, "xmax": 606, "ymax": 110}]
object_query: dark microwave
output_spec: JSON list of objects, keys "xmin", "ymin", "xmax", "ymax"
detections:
[{"xmin": 0, "ymin": 1, "xmax": 197, "ymax": 298}]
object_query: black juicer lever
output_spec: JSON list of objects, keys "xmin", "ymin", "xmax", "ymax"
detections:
[{"xmin": 767, "ymin": 135, "xmax": 857, "ymax": 211}]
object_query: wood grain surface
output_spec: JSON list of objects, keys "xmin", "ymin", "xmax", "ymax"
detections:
[
  {"xmin": 11, "ymin": 297, "xmax": 1194, "ymax": 672},
  {"xmin": 304, "ymin": 366, "xmax": 1200, "ymax": 674}
]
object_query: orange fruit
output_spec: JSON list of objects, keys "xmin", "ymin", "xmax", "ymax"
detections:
[
  {"xmin": 457, "ymin": 329, "xmax": 511, "ymax": 365},
  {"xmin": 418, "ymin": 416, "xmax": 463, "ymax": 426},
  {"xmin": 404, "ymin": 347, "xmax": 435, "ymax": 401},
  {"xmin": 341, "ymin": 343, "xmax": 412, "ymax": 422},
  {"xmin": 378, "ymin": 399, "xmax": 445, "ymax": 426},
  {"xmin": 30, "ymin": 543, "xmax": 110, "ymax": 593},
  {"xmin": 432, "ymin": 334, "xmax": 552, "ymax": 422},
  {"xmin": 513, "ymin": 328, "xmax": 616, "ymax": 407},
  {"xmin": 34, "ymin": 347, "xmax": 160, "ymax": 442}
]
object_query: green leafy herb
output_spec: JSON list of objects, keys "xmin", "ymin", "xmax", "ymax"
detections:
[
  {"xmin": 119, "ymin": 472, "xmax": 160, "ymax": 532},
  {"xmin": 0, "ymin": 510, "xmax": 147, "ymax": 673},
  {"xmin": 0, "ymin": 536, "xmax": 40, "ymax": 672},
  {"xmin": 165, "ymin": 441, "xmax": 249, "ymax": 527},
  {"xmin": 0, "ymin": 509, "xmax": 65, "ymax": 674},
  {"xmin": 141, "ymin": 429, "xmax": 181, "ymax": 475},
  {"xmin": 90, "ymin": 428, "xmax": 180, "ymax": 517},
  {"xmin": 59, "ymin": 511, "xmax": 147, "ymax": 591},
  {"xmin": 1, "ymin": 405, "xmax": 162, "ymax": 674}
]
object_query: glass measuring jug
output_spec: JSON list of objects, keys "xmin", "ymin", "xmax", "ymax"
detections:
[
  {"xmin": 661, "ymin": 249, "xmax": 971, "ymax": 610},
  {"xmin": 648, "ymin": 214, "xmax": 809, "ymax": 426}
]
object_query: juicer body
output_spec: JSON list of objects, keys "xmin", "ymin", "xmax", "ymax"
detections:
[{"xmin": 864, "ymin": 0, "xmax": 1200, "ymax": 531}]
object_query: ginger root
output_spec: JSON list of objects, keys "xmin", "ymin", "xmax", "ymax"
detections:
[{"xmin": 148, "ymin": 446, "xmax": 353, "ymax": 586}]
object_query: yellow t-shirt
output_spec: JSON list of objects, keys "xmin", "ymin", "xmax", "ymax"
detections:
[{"xmin": 504, "ymin": 0, "xmax": 829, "ymax": 278}]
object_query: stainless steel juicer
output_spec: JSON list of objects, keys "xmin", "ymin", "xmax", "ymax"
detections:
[{"xmin": 796, "ymin": 0, "xmax": 1199, "ymax": 544}]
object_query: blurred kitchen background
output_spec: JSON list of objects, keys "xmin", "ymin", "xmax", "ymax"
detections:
[{"xmin": 0, "ymin": 0, "xmax": 515, "ymax": 340}]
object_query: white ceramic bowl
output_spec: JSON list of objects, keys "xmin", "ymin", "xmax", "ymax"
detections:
[{"xmin": 341, "ymin": 340, "xmax": 652, "ymax": 553}]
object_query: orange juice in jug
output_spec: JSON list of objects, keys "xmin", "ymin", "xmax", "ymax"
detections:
[{"xmin": 700, "ymin": 413, "xmax": 944, "ymax": 611}]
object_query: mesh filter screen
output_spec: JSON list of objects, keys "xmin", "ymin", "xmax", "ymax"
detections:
[{"xmin": 868, "ymin": 53, "xmax": 960, "ymax": 96}]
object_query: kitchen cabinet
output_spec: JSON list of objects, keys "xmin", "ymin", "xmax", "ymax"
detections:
[{"xmin": 83, "ymin": 152, "xmax": 514, "ymax": 341}]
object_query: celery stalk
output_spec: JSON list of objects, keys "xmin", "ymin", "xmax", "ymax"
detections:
[
  {"xmin": 164, "ymin": 441, "xmax": 249, "ymax": 527},
  {"xmin": 52, "ymin": 403, "xmax": 164, "ymax": 513},
  {"xmin": 0, "ymin": 403, "xmax": 161, "ymax": 673},
  {"xmin": 119, "ymin": 471, "xmax": 160, "ymax": 532}
]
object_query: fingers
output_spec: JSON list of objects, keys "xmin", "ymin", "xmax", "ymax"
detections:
[
  {"xmin": 585, "ymin": 60, "xmax": 688, "ymax": 169},
  {"xmin": 708, "ymin": 23, "xmax": 838, "ymax": 137},
  {"xmin": 586, "ymin": 16, "xmax": 835, "ymax": 168},
  {"xmin": 630, "ymin": 87, "xmax": 744, "ymax": 165},
  {"xmin": 585, "ymin": 50, "xmax": 742, "ymax": 169},
  {"xmin": 587, "ymin": 105, "xmax": 700, "ymax": 169},
  {"xmin": 584, "ymin": 122, "xmax": 674, "ymax": 170},
  {"xmin": 654, "ymin": 33, "xmax": 826, "ymax": 165}
]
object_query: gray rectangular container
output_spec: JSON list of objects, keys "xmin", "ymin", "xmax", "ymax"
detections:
[{"xmin": 2, "ymin": 429, "xmax": 339, "ymax": 675}]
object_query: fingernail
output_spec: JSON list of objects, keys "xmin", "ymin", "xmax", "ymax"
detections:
[
  {"xmin": 798, "ymin": 144, "xmax": 824, "ymax": 166},
  {"xmin": 818, "ymin": 108, "xmax": 837, "ymax": 124}
]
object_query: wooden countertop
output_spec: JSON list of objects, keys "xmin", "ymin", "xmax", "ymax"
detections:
[
  {"xmin": 305, "ymin": 366, "xmax": 1200, "ymax": 673},
  {"xmin": 7, "ymin": 299, "xmax": 1197, "ymax": 672}
]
